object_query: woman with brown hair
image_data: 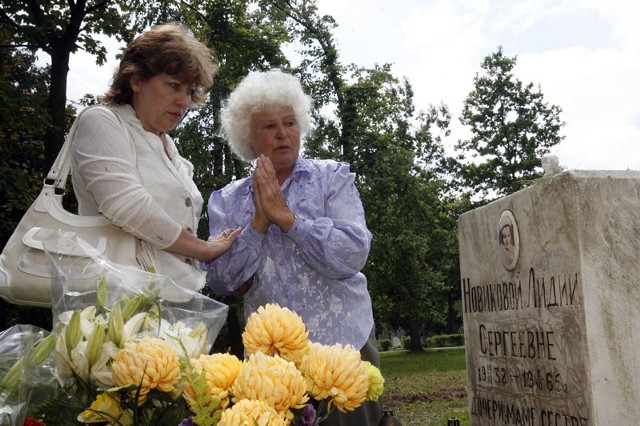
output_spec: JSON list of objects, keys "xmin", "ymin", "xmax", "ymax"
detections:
[{"xmin": 71, "ymin": 23, "xmax": 239, "ymax": 291}]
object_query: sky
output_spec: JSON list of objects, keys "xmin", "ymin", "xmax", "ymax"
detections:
[{"xmin": 64, "ymin": 0, "xmax": 640, "ymax": 170}]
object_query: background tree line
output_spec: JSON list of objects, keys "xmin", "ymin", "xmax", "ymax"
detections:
[{"xmin": 0, "ymin": 0, "xmax": 564, "ymax": 353}]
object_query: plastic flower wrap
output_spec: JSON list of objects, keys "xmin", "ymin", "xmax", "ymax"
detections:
[
  {"xmin": 3, "ymin": 230, "xmax": 384, "ymax": 426},
  {"xmin": 0, "ymin": 325, "xmax": 56, "ymax": 426},
  {"xmin": 13, "ymin": 232, "xmax": 230, "ymax": 424}
]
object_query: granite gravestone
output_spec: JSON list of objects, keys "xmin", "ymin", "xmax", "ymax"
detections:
[{"xmin": 458, "ymin": 170, "xmax": 640, "ymax": 425}]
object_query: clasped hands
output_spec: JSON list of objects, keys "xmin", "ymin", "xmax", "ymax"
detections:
[{"xmin": 251, "ymin": 155, "xmax": 296, "ymax": 234}]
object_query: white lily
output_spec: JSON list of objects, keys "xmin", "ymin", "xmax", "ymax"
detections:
[
  {"xmin": 122, "ymin": 312, "xmax": 147, "ymax": 342},
  {"xmin": 79, "ymin": 306, "xmax": 107, "ymax": 341},
  {"xmin": 69, "ymin": 340, "xmax": 90, "ymax": 382},
  {"xmin": 161, "ymin": 321, "xmax": 209, "ymax": 359},
  {"xmin": 53, "ymin": 334, "xmax": 74, "ymax": 386},
  {"xmin": 57, "ymin": 309, "xmax": 74, "ymax": 325},
  {"xmin": 157, "ymin": 318, "xmax": 174, "ymax": 337},
  {"xmin": 90, "ymin": 341, "xmax": 118, "ymax": 388}
]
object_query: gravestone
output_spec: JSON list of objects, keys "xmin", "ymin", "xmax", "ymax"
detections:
[
  {"xmin": 458, "ymin": 170, "xmax": 640, "ymax": 425},
  {"xmin": 391, "ymin": 336, "xmax": 402, "ymax": 349}
]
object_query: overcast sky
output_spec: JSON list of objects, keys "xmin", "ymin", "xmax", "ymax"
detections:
[{"xmin": 66, "ymin": 0, "xmax": 640, "ymax": 170}]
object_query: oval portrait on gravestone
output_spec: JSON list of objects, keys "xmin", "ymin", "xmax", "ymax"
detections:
[{"xmin": 498, "ymin": 210, "xmax": 519, "ymax": 270}]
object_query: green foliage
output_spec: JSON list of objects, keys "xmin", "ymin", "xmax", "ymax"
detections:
[
  {"xmin": 170, "ymin": 0, "xmax": 304, "ymax": 241},
  {"xmin": 401, "ymin": 337, "xmax": 411, "ymax": 350},
  {"xmin": 424, "ymin": 334, "xmax": 464, "ymax": 348},
  {"xmin": 456, "ymin": 46, "xmax": 565, "ymax": 200},
  {"xmin": 1, "ymin": 0, "xmax": 151, "ymax": 169},
  {"xmin": 0, "ymin": 46, "xmax": 49, "ymax": 245},
  {"xmin": 378, "ymin": 339, "xmax": 392, "ymax": 352},
  {"xmin": 180, "ymin": 368, "xmax": 222, "ymax": 426}
]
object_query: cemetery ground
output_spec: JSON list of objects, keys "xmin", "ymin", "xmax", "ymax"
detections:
[{"xmin": 379, "ymin": 347, "xmax": 470, "ymax": 425}]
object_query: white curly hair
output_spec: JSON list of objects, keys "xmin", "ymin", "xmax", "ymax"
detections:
[{"xmin": 219, "ymin": 69, "xmax": 312, "ymax": 161}]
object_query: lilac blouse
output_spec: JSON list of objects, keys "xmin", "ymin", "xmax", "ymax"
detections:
[{"xmin": 202, "ymin": 157, "xmax": 374, "ymax": 349}]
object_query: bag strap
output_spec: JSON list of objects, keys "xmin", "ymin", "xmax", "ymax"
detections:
[
  {"xmin": 45, "ymin": 106, "xmax": 92, "ymax": 191},
  {"xmin": 45, "ymin": 105, "xmax": 130, "ymax": 192}
]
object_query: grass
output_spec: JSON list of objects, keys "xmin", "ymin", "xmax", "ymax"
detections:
[{"xmin": 379, "ymin": 347, "xmax": 470, "ymax": 426}]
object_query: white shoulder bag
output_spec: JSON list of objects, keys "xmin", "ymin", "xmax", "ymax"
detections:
[{"xmin": 0, "ymin": 106, "xmax": 145, "ymax": 307}]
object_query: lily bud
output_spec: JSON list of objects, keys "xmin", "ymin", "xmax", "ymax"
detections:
[
  {"xmin": 144, "ymin": 304, "xmax": 161, "ymax": 333},
  {"xmin": 96, "ymin": 276, "xmax": 109, "ymax": 310},
  {"xmin": 65, "ymin": 310, "xmax": 81, "ymax": 355},
  {"xmin": 121, "ymin": 295, "xmax": 145, "ymax": 320},
  {"xmin": 0, "ymin": 360, "xmax": 21, "ymax": 393},
  {"xmin": 26, "ymin": 334, "xmax": 56, "ymax": 368},
  {"xmin": 86, "ymin": 323, "xmax": 105, "ymax": 367},
  {"xmin": 108, "ymin": 302, "xmax": 125, "ymax": 348}
]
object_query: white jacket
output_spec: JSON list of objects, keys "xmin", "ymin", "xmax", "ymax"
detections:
[{"xmin": 71, "ymin": 104, "xmax": 206, "ymax": 291}]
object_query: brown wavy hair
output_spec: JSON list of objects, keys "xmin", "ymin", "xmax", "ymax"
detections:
[{"xmin": 102, "ymin": 22, "xmax": 218, "ymax": 106}]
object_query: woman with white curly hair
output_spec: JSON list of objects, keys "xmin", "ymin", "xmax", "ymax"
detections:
[{"xmin": 201, "ymin": 69, "xmax": 382, "ymax": 425}]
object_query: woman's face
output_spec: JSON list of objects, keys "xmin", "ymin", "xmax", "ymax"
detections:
[
  {"xmin": 130, "ymin": 73, "xmax": 195, "ymax": 135},
  {"xmin": 249, "ymin": 106, "xmax": 301, "ymax": 181}
]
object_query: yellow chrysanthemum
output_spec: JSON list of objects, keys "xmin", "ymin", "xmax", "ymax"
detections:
[
  {"xmin": 242, "ymin": 303, "xmax": 309, "ymax": 366},
  {"xmin": 363, "ymin": 361, "xmax": 384, "ymax": 401},
  {"xmin": 183, "ymin": 353, "xmax": 243, "ymax": 411},
  {"xmin": 300, "ymin": 342, "xmax": 369, "ymax": 413},
  {"xmin": 111, "ymin": 337, "xmax": 180, "ymax": 405},
  {"xmin": 77, "ymin": 392, "xmax": 133, "ymax": 425},
  {"xmin": 218, "ymin": 399, "xmax": 287, "ymax": 426},
  {"xmin": 231, "ymin": 352, "xmax": 309, "ymax": 420}
]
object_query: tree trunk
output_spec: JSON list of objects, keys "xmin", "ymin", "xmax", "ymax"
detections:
[
  {"xmin": 44, "ymin": 47, "xmax": 71, "ymax": 170},
  {"xmin": 408, "ymin": 317, "xmax": 423, "ymax": 353},
  {"xmin": 447, "ymin": 290, "xmax": 458, "ymax": 333}
]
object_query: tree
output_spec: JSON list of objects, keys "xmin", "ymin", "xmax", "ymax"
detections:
[
  {"xmin": 173, "ymin": 0, "xmax": 292, "ymax": 198},
  {"xmin": 0, "ymin": 42, "xmax": 53, "ymax": 330},
  {"xmin": 1, "ymin": 0, "xmax": 146, "ymax": 169},
  {"xmin": 456, "ymin": 46, "xmax": 565, "ymax": 200},
  {"xmin": 260, "ymin": 0, "xmax": 462, "ymax": 351},
  {"xmin": 0, "ymin": 48, "xmax": 48, "ymax": 241},
  {"xmin": 305, "ymin": 64, "xmax": 454, "ymax": 352},
  {"xmin": 1, "ymin": 0, "xmax": 468, "ymax": 349}
]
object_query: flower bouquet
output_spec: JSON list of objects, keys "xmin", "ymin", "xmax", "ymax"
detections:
[
  {"xmin": 181, "ymin": 303, "xmax": 385, "ymax": 426},
  {"xmin": 13, "ymin": 233, "xmax": 229, "ymax": 425},
  {"xmin": 1, "ymin": 234, "xmax": 384, "ymax": 425}
]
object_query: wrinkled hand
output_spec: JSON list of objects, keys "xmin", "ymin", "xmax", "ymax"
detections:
[
  {"xmin": 253, "ymin": 155, "xmax": 295, "ymax": 232},
  {"xmin": 252, "ymin": 176, "xmax": 270, "ymax": 233},
  {"xmin": 201, "ymin": 226, "xmax": 241, "ymax": 261}
]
